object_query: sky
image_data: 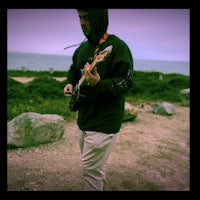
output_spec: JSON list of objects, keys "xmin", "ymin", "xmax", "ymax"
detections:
[{"xmin": 7, "ymin": 9, "xmax": 190, "ymax": 62}]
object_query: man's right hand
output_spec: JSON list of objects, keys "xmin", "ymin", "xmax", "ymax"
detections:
[{"xmin": 64, "ymin": 84, "xmax": 73, "ymax": 96}]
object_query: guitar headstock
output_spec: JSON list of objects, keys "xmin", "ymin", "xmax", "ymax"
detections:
[{"xmin": 95, "ymin": 45, "xmax": 113, "ymax": 63}]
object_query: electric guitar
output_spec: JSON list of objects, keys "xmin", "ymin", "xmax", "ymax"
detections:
[{"xmin": 69, "ymin": 45, "xmax": 113, "ymax": 111}]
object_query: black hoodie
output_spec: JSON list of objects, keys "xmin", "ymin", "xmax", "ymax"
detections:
[{"xmin": 66, "ymin": 9, "xmax": 134, "ymax": 133}]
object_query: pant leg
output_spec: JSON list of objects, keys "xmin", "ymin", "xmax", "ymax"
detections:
[{"xmin": 77, "ymin": 128, "xmax": 117, "ymax": 191}]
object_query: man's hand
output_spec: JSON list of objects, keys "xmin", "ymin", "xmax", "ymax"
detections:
[
  {"xmin": 84, "ymin": 62, "xmax": 100, "ymax": 86},
  {"xmin": 64, "ymin": 84, "xmax": 73, "ymax": 96}
]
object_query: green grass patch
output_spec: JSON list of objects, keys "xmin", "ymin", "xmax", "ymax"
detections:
[{"xmin": 7, "ymin": 70, "xmax": 189, "ymax": 122}]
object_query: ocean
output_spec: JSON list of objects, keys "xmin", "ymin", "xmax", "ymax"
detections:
[{"xmin": 7, "ymin": 52, "xmax": 190, "ymax": 76}]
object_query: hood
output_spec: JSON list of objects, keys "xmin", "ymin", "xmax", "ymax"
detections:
[{"xmin": 86, "ymin": 9, "xmax": 109, "ymax": 46}]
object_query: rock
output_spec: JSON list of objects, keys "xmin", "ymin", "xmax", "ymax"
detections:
[
  {"xmin": 151, "ymin": 102, "xmax": 176, "ymax": 116},
  {"xmin": 180, "ymin": 88, "xmax": 190, "ymax": 106},
  {"xmin": 7, "ymin": 112, "xmax": 66, "ymax": 148},
  {"xmin": 123, "ymin": 102, "xmax": 138, "ymax": 122}
]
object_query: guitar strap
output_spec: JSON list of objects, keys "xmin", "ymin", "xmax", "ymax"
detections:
[{"xmin": 93, "ymin": 32, "xmax": 108, "ymax": 59}]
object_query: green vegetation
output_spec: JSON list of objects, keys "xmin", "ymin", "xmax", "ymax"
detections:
[
  {"xmin": 7, "ymin": 70, "xmax": 69, "ymax": 78},
  {"xmin": 7, "ymin": 70, "xmax": 189, "ymax": 122}
]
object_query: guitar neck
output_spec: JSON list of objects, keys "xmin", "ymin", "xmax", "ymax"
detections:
[{"xmin": 78, "ymin": 60, "xmax": 97, "ymax": 87}]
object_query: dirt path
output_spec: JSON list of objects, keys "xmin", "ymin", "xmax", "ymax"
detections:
[
  {"xmin": 12, "ymin": 77, "xmax": 67, "ymax": 83},
  {"xmin": 7, "ymin": 103, "xmax": 190, "ymax": 191}
]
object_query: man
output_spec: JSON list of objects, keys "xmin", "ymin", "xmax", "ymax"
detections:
[{"xmin": 64, "ymin": 9, "xmax": 134, "ymax": 191}]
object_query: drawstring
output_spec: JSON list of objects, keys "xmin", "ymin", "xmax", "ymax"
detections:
[{"xmin": 63, "ymin": 38, "xmax": 87, "ymax": 51}]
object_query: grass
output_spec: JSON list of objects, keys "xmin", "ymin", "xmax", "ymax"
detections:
[{"xmin": 7, "ymin": 69, "xmax": 189, "ymax": 122}]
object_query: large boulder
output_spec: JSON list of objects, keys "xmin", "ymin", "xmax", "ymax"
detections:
[{"xmin": 7, "ymin": 112, "xmax": 66, "ymax": 148}]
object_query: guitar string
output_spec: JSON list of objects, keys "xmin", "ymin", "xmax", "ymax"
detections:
[{"xmin": 79, "ymin": 32, "xmax": 109, "ymax": 87}]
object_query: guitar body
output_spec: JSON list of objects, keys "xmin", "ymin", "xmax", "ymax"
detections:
[{"xmin": 69, "ymin": 84, "xmax": 86, "ymax": 112}]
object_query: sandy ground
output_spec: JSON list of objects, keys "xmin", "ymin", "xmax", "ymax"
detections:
[
  {"xmin": 7, "ymin": 101, "xmax": 190, "ymax": 191},
  {"xmin": 12, "ymin": 77, "xmax": 67, "ymax": 83}
]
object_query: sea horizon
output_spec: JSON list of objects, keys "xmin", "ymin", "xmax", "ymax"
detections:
[{"xmin": 7, "ymin": 51, "xmax": 190, "ymax": 76}]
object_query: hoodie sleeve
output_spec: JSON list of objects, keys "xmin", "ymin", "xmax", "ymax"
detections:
[
  {"xmin": 65, "ymin": 50, "xmax": 81, "ymax": 86},
  {"xmin": 94, "ymin": 41, "xmax": 134, "ymax": 96}
]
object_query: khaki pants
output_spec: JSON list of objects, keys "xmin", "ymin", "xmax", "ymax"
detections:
[{"xmin": 77, "ymin": 128, "xmax": 117, "ymax": 191}]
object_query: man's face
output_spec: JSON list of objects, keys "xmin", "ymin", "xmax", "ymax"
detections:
[{"xmin": 78, "ymin": 10, "xmax": 91, "ymax": 37}]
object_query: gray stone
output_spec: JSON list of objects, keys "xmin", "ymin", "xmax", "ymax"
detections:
[
  {"xmin": 151, "ymin": 102, "xmax": 176, "ymax": 116},
  {"xmin": 123, "ymin": 102, "xmax": 138, "ymax": 122},
  {"xmin": 7, "ymin": 112, "xmax": 66, "ymax": 148},
  {"xmin": 180, "ymin": 88, "xmax": 190, "ymax": 106}
]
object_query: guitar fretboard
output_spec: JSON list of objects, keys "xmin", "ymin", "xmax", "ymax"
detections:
[
  {"xmin": 77, "ymin": 45, "xmax": 112, "ymax": 88},
  {"xmin": 78, "ymin": 59, "xmax": 98, "ymax": 87}
]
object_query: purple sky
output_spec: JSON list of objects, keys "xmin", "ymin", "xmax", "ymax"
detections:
[{"xmin": 7, "ymin": 9, "xmax": 190, "ymax": 61}]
